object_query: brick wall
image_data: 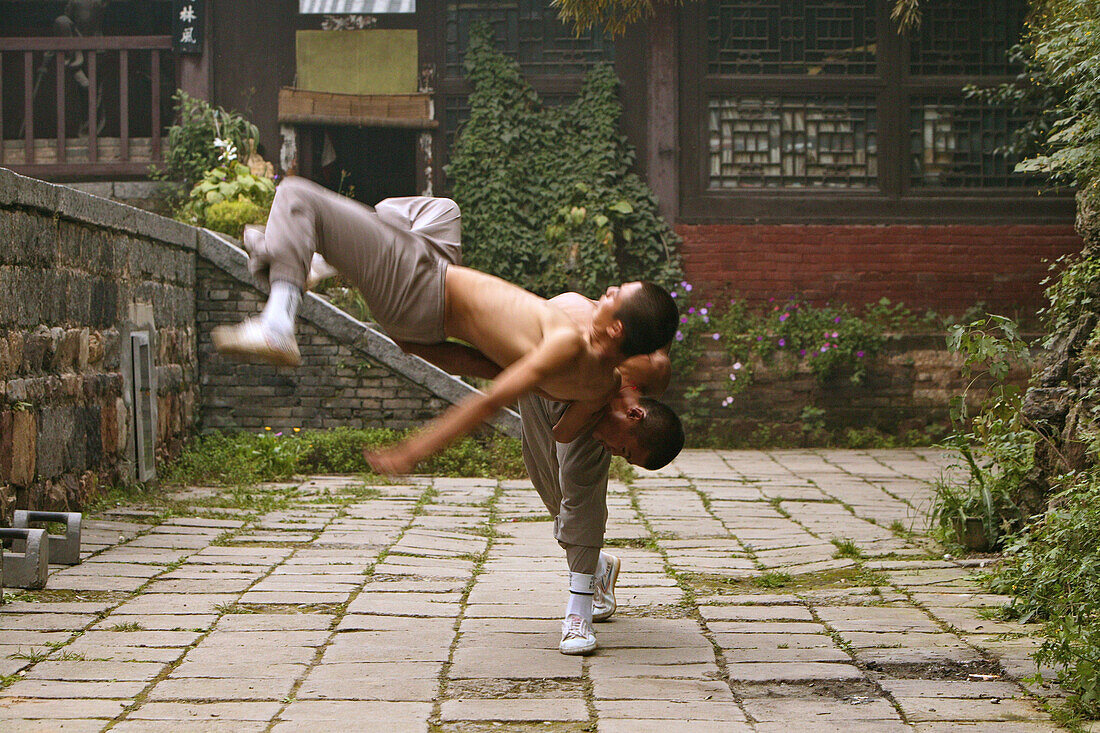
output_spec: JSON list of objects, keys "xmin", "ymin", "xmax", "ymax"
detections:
[
  {"xmin": 676, "ymin": 224, "xmax": 1082, "ymax": 314},
  {"xmin": 0, "ymin": 170, "xmax": 198, "ymax": 519},
  {"xmin": 196, "ymin": 260, "xmax": 451, "ymax": 432}
]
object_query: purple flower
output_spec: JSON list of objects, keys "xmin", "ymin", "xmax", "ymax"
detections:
[
  {"xmin": 700, "ymin": 307, "xmax": 708, "ymax": 315},
  {"xmin": 684, "ymin": 283, "xmax": 693, "ymax": 292},
  {"xmin": 706, "ymin": 302, "xmax": 713, "ymax": 308},
  {"xmin": 834, "ymin": 316, "xmax": 841, "ymax": 323},
  {"xmin": 769, "ymin": 297, "xmax": 775, "ymax": 302},
  {"xmin": 703, "ymin": 316, "xmax": 710, "ymax": 324},
  {"xmin": 688, "ymin": 307, "xmax": 696, "ymax": 314},
  {"xmin": 275, "ymin": 432, "xmax": 283, "ymax": 437},
  {"xmin": 732, "ymin": 362, "xmax": 743, "ymax": 370},
  {"xmin": 712, "ymin": 332, "xmax": 721, "ymax": 340},
  {"xmin": 779, "ymin": 313, "xmax": 789, "ymax": 322},
  {"xmin": 820, "ymin": 345, "xmax": 829, "ymax": 353},
  {"xmin": 675, "ymin": 331, "xmax": 684, "ymax": 341},
  {"xmin": 857, "ymin": 351, "xmax": 865, "ymax": 358},
  {"xmin": 670, "ymin": 291, "xmax": 677, "ymax": 298},
  {"xmin": 799, "ymin": 349, "xmax": 806, "ymax": 356},
  {"xmin": 680, "ymin": 315, "xmax": 688, "ymax": 324},
  {"xmin": 757, "ymin": 336, "xmax": 764, "ymax": 341},
  {"xmin": 831, "ymin": 331, "xmax": 839, "ymax": 338},
  {"xmin": 778, "ymin": 338, "xmax": 786, "ymax": 347}
]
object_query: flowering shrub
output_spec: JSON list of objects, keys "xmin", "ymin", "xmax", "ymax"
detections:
[{"xmin": 668, "ymin": 282, "xmax": 918, "ymax": 411}]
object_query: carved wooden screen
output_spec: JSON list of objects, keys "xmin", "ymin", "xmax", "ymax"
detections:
[{"xmin": 681, "ymin": 0, "xmax": 1067, "ymax": 222}]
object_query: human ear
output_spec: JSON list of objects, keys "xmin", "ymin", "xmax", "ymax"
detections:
[
  {"xmin": 608, "ymin": 319, "xmax": 624, "ymax": 341},
  {"xmin": 626, "ymin": 405, "xmax": 646, "ymax": 422}
]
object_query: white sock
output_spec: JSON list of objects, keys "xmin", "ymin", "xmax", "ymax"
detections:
[
  {"xmin": 261, "ymin": 280, "xmax": 301, "ymax": 335},
  {"xmin": 566, "ymin": 572, "xmax": 594, "ymax": 624}
]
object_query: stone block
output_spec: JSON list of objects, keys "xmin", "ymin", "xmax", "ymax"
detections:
[
  {"xmin": 0, "ymin": 527, "xmax": 49, "ymax": 588},
  {"xmin": 10, "ymin": 409, "xmax": 36, "ymax": 487}
]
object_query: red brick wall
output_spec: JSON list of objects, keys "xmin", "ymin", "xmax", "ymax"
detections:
[{"xmin": 676, "ymin": 224, "xmax": 1082, "ymax": 314}]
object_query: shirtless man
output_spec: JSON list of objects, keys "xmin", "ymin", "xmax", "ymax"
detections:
[
  {"xmin": 393, "ymin": 290, "xmax": 682, "ymax": 655},
  {"xmin": 212, "ymin": 177, "xmax": 677, "ymax": 474}
]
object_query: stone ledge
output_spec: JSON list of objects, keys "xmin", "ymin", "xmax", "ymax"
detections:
[
  {"xmin": 197, "ymin": 229, "xmax": 521, "ymax": 438},
  {"xmin": 0, "ymin": 167, "xmax": 196, "ymax": 251}
]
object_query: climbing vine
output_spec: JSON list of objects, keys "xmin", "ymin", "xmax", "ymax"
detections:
[{"xmin": 446, "ymin": 22, "xmax": 682, "ymax": 299}]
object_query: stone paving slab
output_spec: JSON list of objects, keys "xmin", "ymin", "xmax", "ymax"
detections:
[{"xmin": 0, "ymin": 449, "xmax": 1077, "ymax": 730}]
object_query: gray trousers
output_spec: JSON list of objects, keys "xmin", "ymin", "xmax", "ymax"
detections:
[
  {"xmin": 518, "ymin": 393, "xmax": 610, "ymax": 574},
  {"xmin": 248, "ymin": 177, "xmax": 462, "ymax": 344}
]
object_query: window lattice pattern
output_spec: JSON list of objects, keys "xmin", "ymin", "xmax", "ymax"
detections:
[
  {"xmin": 708, "ymin": 96, "xmax": 878, "ymax": 188},
  {"xmin": 909, "ymin": 0, "xmax": 1026, "ymax": 76},
  {"xmin": 706, "ymin": 0, "xmax": 876, "ymax": 76},
  {"xmin": 909, "ymin": 96, "xmax": 1032, "ymax": 188},
  {"xmin": 444, "ymin": 1, "xmax": 613, "ymax": 78}
]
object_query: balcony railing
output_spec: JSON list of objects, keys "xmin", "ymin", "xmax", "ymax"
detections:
[{"xmin": 0, "ymin": 35, "xmax": 174, "ymax": 178}]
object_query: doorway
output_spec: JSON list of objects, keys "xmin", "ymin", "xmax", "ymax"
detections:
[{"xmin": 307, "ymin": 125, "xmax": 418, "ymax": 205}]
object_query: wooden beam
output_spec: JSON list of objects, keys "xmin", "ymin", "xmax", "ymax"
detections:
[{"xmin": 278, "ymin": 87, "xmax": 437, "ymax": 128}]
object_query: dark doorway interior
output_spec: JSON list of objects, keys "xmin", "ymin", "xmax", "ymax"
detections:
[{"xmin": 308, "ymin": 125, "xmax": 418, "ymax": 205}]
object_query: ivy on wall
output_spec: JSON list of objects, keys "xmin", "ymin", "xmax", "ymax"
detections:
[{"xmin": 446, "ymin": 22, "xmax": 682, "ymax": 299}]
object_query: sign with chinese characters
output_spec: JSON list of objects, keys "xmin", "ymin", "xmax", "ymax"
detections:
[{"xmin": 172, "ymin": 0, "xmax": 204, "ymax": 54}]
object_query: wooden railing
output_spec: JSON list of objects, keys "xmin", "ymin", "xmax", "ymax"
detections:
[{"xmin": 0, "ymin": 36, "xmax": 174, "ymax": 178}]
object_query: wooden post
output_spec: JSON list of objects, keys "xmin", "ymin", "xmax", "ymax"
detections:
[{"xmin": 646, "ymin": 5, "xmax": 678, "ymax": 223}]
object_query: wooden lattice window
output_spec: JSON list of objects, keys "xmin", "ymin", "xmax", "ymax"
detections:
[{"xmin": 681, "ymin": 0, "xmax": 1066, "ymax": 222}]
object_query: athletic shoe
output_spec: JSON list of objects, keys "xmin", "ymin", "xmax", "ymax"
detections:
[
  {"xmin": 212, "ymin": 318, "xmax": 301, "ymax": 367},
  {"xmin": 559, "ymin": 614, "xmax": 597, "ymax": 655},
  {"xmin": 305, "ymin": 254, "xmax": 339, "ymax": 291},
  {"xmin": 593, "ymin": 552, "xmax": 621, "ymax": 622}
]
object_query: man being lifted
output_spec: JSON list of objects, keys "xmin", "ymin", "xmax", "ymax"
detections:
[{"xmin": 212, "ymin": 177, "xmax": 678, "ymax": 474}]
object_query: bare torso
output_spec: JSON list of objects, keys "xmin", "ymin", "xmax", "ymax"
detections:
[{"xmin": 443, "ymin": 266, "xmax": 618, "ymax": 402}]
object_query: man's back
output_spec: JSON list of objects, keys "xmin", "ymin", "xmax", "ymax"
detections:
[{"xmin": 444, "ymin": 266, "xmax": 619, "ymax": 403}]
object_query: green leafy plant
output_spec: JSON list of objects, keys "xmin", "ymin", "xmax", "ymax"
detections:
[
  {"xmin": 178, "ymin": 151, "xmax": 275, "ymax": 234},
  {"xmin": 1011, "ymin": 0, "xmax": 1100, "ymax": 188},
  {"xmin": 447, "ymin": 22, "xmax": 682, "ymax": 299},
  {"xmin": 163, "ymin": 427, "xmax": 528, "ymax": 487},
  {"xmin": 931, "ymin": 315, "xmax": 1036, "ymax": 549},
  {"xmin": 203, "ymin": 196, "xmax": 268, "ymax": 239},
  {"xmin": 152, "ymin": 90, "xmax": 261, "ymax": 194},
  {"xmin": 992, "ymin": 469, "xmax": 1100, "ymax": 716}
]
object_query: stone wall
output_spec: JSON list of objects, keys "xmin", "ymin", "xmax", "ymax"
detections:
[
  {"xmin": 0, "ymin": 169, "xmax": 199, "ymax": 520},
  {"xmin": 667, "ymin": 335, "xmax": 1030, "ymax": 444},
  {"xmin": 196, "ymin": 258, "xmax": 451, "ymax": 431}
]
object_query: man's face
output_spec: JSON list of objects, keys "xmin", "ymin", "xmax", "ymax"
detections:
[
  {"xmin": 593, "ymin": 281, "xmax": 643, "ymax": 331},
  {"xmin": 591, "ymin": 399, "xmax": 649, "ymax": 467}
]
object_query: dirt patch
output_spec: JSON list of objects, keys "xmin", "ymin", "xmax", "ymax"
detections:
[
  {"xmin": 732, "ymin": 678, "xmax": 882, "ymax": 700},
  {"xmin": 434, "ymin": 724, "xmax": 592, "ymax": 733},
  {"xmin": 230, "ymin": 602, "xmax": 344, "ymax": 615},
  {"xmin": 865, "ymin": 658, "xmax": 1004, "ymax": 680},
  {"xmin": 446, "ymin": 678, "xmax": 586, "ymax": 698}
]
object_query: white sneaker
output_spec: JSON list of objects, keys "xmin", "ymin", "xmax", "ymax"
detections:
[
  {"xmin": 212, "ymin": 318, "xmax": 301, "ymax": 367},
  {"xmin": 593, "ymin": 553, "xmax": 620, "ymax": 622},
  {"xmin": 559, "ymin": 614, "xmax": 597, "ymax": 655},
  {"xmin": 305, "ymin": 253, "xmax": 339, "ymax": 291}
]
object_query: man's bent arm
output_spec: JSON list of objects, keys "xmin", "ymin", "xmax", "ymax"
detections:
[{"xmin": 366, "ymin": 330, "xmax": 583, "ymax": 474}]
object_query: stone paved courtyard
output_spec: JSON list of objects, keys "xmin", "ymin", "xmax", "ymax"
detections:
[{"xmin": 0, "ymin": 449, "xmax": 1079, "ymax": 731}]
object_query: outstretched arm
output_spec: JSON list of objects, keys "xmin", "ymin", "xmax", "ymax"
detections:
[{"xmin": 366, "ymin": 330, "xmax": 583, "ymax": 474}]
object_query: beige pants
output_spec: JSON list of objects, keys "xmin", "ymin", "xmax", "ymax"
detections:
[
  {"xmin": 518, "ymin": 393, "xmax": 609, "ymax": 574},
  {"xmin": 248, "ymin": 177, "xmax": 462, "ymax": 344}
]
